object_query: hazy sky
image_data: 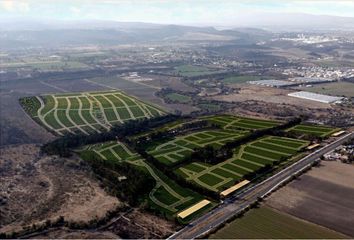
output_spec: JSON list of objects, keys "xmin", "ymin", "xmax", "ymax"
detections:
[{"xmin": 1, "ymin": 0, "xmax": 353, "ymax": 25}]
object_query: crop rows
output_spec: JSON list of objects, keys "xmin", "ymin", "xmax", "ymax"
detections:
[
  {"xmin": 202, "ymin": 115, "xmax": 282, "ymax": 131},
  {"xmin": 176, "ymin": 136, "xmax": 309, "ymax": 192},
  {"xmin": 148, "ymin": 129, "xmax": 249, "ymax": 166},
  {"xmin": 29, "ymin": 91, "xmax": 165, "ymax": 135},
  {"xmin": 288, "ymin": 124, "xmax": 338, "ymax": 137}
]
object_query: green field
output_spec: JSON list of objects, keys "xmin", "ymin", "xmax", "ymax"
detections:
[
  {"xmin": 165, "ymin": 93, "xmax": 192, "ymax": 103},
  {"xmin": 21, "ymin": 90, "xmax": 166, "ymax": 135},
  {"xmin": 197, "ymin": 103, "xmax": 221, "ymax": 112},
  {"xmin": 297, "ymin": 81, "xmax": 354, "ymax": 98},
  {"xmin": 202, "ymin": 115, "xmax": 282, "ymax": 131},
  {"xmin": 176, "ymin": 136, "xmax": 309, "ymax": 192},
  {"xmin": 83, "ymin": 141, "xmax": 210, "ymax": 217},
  {"xmin": 148, "ymin": 129, "xmax": 249, "ymax": 166},
  {"xmin": 210, "ymin": 207, "xmax": 345, "ymax": 239},
  {"xmin": 174, "ymin": 65, "xmax": 220, "ymax": 77},
  {"xmin": 221, "ymin": 75, "xmax": 263, "ymax": 84},
  {"xmin": 288, "ymin": 124, "xmax": 339, "ymax": 137}
]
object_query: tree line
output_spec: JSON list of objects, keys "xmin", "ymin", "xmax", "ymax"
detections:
[
  {"xmin": 80, "ymin": 150, "xmax": 154, "ymax": 206},
  {"xmin": 41, "ymin": 114, "xmax": 182, "ymax": 157}
]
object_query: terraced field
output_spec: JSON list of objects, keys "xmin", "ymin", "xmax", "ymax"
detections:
[
  {"xmin": 287, "ymin": 124, "xmax": 339, "ymax": 137},
  {"xmin": 202, "ymin": 115, "xmax": 282, "ymax": 131},
  {"xmin": 23, "ymin": 90, "xmax": 165, "ymax": 135},
  {"xmin": 84, "ymin": 141, "xmax": 208, "ymax": 217},
  {"xmin": 176, "ymin": 136, "xmax": 309, "ymax": 192},
  {"xmin": 148, "ymin": 129, "xmax": 249, "ymax": 166}
]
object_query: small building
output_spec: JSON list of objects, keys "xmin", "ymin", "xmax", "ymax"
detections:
[
  {"xmin": 220, "ymin": 180, "xmax": 250, "ymax": 198},
  {"xmin": 331, "ymin": 130, "xmax": 346, "ymax": 137},
  {"xmin": 307, "ymin": 143, "xmax": 320, "ymax": 150},
  {"xmin": 177, "ymin": 200, "xmax": 211, "ymax": 219}
]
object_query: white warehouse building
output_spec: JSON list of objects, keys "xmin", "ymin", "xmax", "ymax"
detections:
[{"xmin": 288, "ymin": 91, "xmax": 344, "ymax": 104}]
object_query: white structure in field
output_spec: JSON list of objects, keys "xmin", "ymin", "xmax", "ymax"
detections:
[
  {"xmin": 290, "ymin": 77, "xmax": 335, "ymax": 84},
  {"xmin": 248, "ymin": 80, "xmax": 297, "ymax": 87},
  {"xmin": 288, "ymin": 91, "xmax": 343, "ymax": 104}
]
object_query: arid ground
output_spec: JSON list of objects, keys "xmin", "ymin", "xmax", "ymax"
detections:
[{"xmin": 0, "ymin": 144, "xmax": 121, "ymax": 234}]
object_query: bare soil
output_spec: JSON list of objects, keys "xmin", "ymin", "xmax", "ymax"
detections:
[
  {"xmin": 266, "ymin": 161, "xmax": 354, "ymax": 237},
  {"xmin": 105, "ymin": 209, "xmax": 177, "ymax": 239},
  {"xmin": 0, "ymin": 144, "xmax": 121, "ymax": 234},
  {"xmin": 140, "ymin": 74, "xmax": 195, "ymax": 92},
  {"xmin": 29, "ymin": 229, "xmax": 119, "ymax": 239},
  {"xmin": 0, "ymin": 91, "xmax": 54, "ymax": 146},
  {"xmin": 214, "ymin": 84, "xmax": 331, "ymax": 109}
]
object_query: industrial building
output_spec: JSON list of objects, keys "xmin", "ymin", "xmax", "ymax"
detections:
[{"xmin": 288, "ymin": 91, "xmax": 344, "ymax": 104}]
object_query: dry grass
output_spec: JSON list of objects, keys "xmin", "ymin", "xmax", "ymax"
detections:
[
  {"xmin": 213, "ymin": 84, "xmax": 331, "ymax": 109},
  {"xmin": 0, "ymin": 144, "xmax": 121, "ymax": 234}
]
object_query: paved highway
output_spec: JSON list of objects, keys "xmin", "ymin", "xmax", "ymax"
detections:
[{"xmin": 169, "ymin": 131, "xmax": 354, "ymax": 239}]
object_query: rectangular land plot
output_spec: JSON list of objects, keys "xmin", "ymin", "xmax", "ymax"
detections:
[
  {"xmin": 68, "ymin": 97, "xmax": 80, "ymax": 109},
  {"xmin": 68, "ymin": 110, "xmax": 85, "ymax": 125},
  {"xmin": 203, "ymin": 115, "xmax": 282, "ymax": 131},
  {"xmin": 198, "ymin": 173, "xmax": 224, "ymax": 186},
  {"xmin": 251, "ymin": 142, "xmax": 297, "ymax": 155},
  {"xmin": 232, "ymin": 159, "xmax": 262, "ymax": 171},
  {"xmin": 288, "ymin": 124, "xmax": 338, "ymax": 137},
  {"xmin": 57, "ymin": 98, "xmax": 68, "ymax": 109}
]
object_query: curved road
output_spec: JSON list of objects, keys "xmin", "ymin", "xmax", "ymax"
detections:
[{"xmin": 169, "ymin": 131, "xmax": 354, "ymax": 239}]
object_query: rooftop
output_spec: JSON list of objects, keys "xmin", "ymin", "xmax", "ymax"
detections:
[{"xmin": 288, "ymin": 91, "xmax": 344, "ymax": 104}]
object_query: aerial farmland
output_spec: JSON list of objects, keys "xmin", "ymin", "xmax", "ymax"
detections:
[
  {"xmin": 20, "ymin": 90, "xmax": 165, "ymax": 135},
  {"xmin": 1, "ymin": 3, "xmax": 354, "ymax": 239},
  {"xmin": 13, "ymin": 83, "xmax": 349, "ymax": 239},
  {"xmin": 18, "ymin": 89, "xmax": 341, "ymax": 224}
]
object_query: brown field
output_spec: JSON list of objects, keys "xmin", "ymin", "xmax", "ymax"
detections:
[
  {"xmin": 104, "ymin": 209, "xmax": 177, "ymax": 239},
  {"xmin": 0, "ymin": 91, "xmax": 54, "ymax": 146},
  {"xmin": 29, "ymin": 209, "xmax": 176, "ymax": 239},
  {"xmin": 0, "ymin": 144, "xmax": 121, "ymax": 234},
  {"xmin": 29, "ymin": 229, "xmax": 119, "ymax": 239},
  {"xmin": 213, "ymin": 84, "xmax": 331, "ymax": 109},
  {"xmin": 140, "ymin": 74, "xmax": 196, "ymax": 92},
  {"xmin": 266, "ymin": 161, "xmax": 354, "ymax": 237}
]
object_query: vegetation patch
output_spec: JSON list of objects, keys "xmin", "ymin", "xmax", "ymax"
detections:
[
  {"xmin": 174, "ymin": 65, "xmax": 219, "ymax": 77},
  {"xmin": 148, "ymin": 129, "xmax": 248, "ymax": 166},
  {"xmin": 202, "ymin": 115, "xmax": 282, "ymax": 131},
  {"xmin": 81, "ymin": 141, "xmax": 207, "ymax": 219},
  {"xmin": 287, "ymin": 124, "xmax": 339, "ymax": 137},
  {"xmin": 176, "ymin": 136, "xmax": 309, "ymax": 192},
  {"xmin": 165, "ymin": 93, "xmax": 191, "ymax": 103},
  {"xmin": 210, "ymin": 207, "xmax": 344, "ymax": 239}
]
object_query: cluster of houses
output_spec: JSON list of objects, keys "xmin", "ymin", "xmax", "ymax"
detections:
[{"xmin": 323, "ymin": 144, "xmax": 354, "ymax": 163}]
